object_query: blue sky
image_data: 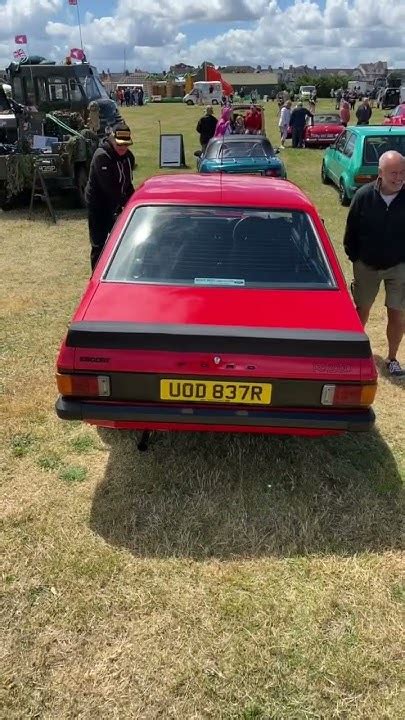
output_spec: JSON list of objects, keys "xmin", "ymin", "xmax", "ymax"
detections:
[{"xmin": 0, "ymin": 1, "xmax": 404, "ymax": 71}]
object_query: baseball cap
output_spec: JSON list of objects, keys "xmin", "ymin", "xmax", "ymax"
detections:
[{"xmin": 111, "ymin": 122, "xmax": 133, "ymax": 146}]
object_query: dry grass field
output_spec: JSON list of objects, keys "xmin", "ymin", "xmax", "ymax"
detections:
[{"xmin": 1, "ymin": 100, "xmax": 404, "ymax": 719}]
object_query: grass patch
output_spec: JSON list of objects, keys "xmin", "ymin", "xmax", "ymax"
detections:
[
  {"xmin": 10, "ymin": 432, "xmax": 36, "ymax": 457},
  {"xmin": 37, "ymin": 452, "xmax": 63, "ymax": 471},
  {"xmin": 1, "ymin": 100, "xmax": 404, "ymax": 719},
  {"xmin": 58, "ymin": 465, "xmax": 88, "ymax": 483},
  {"xmin": 69, "ymin": 432, "xmax": 97, "ymax": 454}
]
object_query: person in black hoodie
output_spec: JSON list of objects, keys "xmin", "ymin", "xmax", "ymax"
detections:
[
  {"xmin": 85, "ymin": 122, "xmax": 135, "ymax": 270},
  {"xmin": 343, "ymin": 150, "xmax": 405, "ymax": 376},
  {"xmin": 196, "ymin": 106, "xmax": 217, "ymax": 151}
]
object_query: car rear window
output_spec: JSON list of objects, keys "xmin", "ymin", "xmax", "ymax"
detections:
[
  {"xmin": 363, "ymin": 135, "xmax": 405, "ymax": 164},
  {"xmin": 104, "ymin": 206, "xmax": 335, "ymax": 289},
  {"xmin": 313, "ymin": 115, "xmax": 341, "ymax": 124},
  {"xmin": 206, "ymin": 140, "xmax": 272, "ymax": 159},
  {"xmin": 220, "ymin": 141, "xmax": 271, "ymax": 158}
]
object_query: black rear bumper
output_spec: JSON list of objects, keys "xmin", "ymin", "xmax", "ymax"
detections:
[{"xmin": 55, "ymin": 397, "xmax": 375, "ymax": 432}]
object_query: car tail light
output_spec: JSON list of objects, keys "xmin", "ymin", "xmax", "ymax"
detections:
[
  {"xmin": 264, "ymin": 169, "xmax": 280, "ymax": 177},
  {"xmin": 56, "ymin": 373, "xmax": 110, "ymax": 397},
  {"xmin": 321, "ymin": 384, "xmax": 376, "ymax": 407},
  {"xmin": 355, "ymin": 174, "xmax": 376, "ymax": 184}
]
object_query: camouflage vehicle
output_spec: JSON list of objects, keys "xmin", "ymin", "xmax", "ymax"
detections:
[
  {"xmin": 7, "ymin": 60, "xmax": 120, "ymax": 133},
  {"xmin": 0, "ymin": 61, "xmax": 121, "ymax": 210}
]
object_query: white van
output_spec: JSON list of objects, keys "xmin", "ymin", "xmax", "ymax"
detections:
[
  {"xmin": 299, "ymin": 85, "xmax": 316, "ymax": 100},
  {"xmin": 183, "ymin": 81, "xmax": 222, "ymax": 106}
]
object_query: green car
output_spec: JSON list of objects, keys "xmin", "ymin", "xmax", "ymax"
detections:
[{"xmin": 321, "ymin": 126, "xmax": 405, "ymax": 205}]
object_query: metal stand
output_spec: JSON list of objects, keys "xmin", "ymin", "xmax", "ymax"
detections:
[{"xmin": 29, "ymin": 165, "xmax": 57, "ymax": 224}]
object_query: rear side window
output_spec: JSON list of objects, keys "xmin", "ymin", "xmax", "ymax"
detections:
[
  {"xmin": 343, "ymin": 133, "xmax": 356, "ymax": 157},
  {"xmin": 335, "ymin": 131, "xmax": 347, "ymax": 153},
  {"xmin": 105, "ymin": 206, "xmax": 335, "ymax": 289}
]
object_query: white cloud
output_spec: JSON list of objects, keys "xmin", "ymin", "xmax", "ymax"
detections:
[{"xmin": 0, "ymin": 0, "xmax": 404, "ymax": 71}]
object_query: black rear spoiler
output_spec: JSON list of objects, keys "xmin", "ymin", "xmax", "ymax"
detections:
[{"xmin": 66, "ymin": 322, "xmax": 372, "ymax": 359}]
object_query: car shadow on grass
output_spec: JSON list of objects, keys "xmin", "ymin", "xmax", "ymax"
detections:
[{"xmin": 89, "ymin": 429, "xmax": 404, "ymax": 560}]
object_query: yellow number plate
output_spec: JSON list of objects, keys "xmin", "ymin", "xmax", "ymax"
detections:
[{"xmin": 160, "ymin": 379, "xmax": 272, "ymax": 405}]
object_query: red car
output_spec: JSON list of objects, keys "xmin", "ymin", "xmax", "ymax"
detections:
[
  {"xmin": 56, "ymin": 175, "xmax": 377, "ymax": 447},
  {"xmin": 304, "ymin": 113, "xmax": 344, "ymax": 147},
  {"xmin": 383, "ymin": 104, "xmax": 405, "ymax": 126}
]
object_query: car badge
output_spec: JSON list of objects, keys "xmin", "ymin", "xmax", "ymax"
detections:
[{"xmin": 213, "ymin": 356, "xmax": 221, "ymax": 365}]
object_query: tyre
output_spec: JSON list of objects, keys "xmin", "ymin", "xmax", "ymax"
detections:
[
  {"xmin": 75, "ymin": 165, "xmax": 88, "ymax": 209},
  {"xmin": 186, "ymin": 100, "xmax": 194, "ymax": 106},
  {"xmin": 212, "ymin": 99, "xmax": 219, "ymax": 105},
  {"xmin": 321, "ymin": 162, "xmax": 330, "ymax": 184},
  {"xmin": 339, "ymin": 180, "xmax": 350, "ymax": 206}
]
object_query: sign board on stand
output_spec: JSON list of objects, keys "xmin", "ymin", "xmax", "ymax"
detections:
[{"xmin": 159, "ymin": 133, "xmax": 186, "ymax": 168}]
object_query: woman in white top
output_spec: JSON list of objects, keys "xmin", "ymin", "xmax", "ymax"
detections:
[{"xmin": 278, "ymin": 100, "xmax": 292, "ymax": 148}]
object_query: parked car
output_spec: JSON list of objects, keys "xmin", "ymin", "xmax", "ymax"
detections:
[
  {"xmin": 55, "ymin": 174, "xmax": 377, "ymax": 444},
  {"xmin": 321, "ymin": 126, "xmax": 405, "ymax": 205},
  {"xmin": 303, "ymin": 113, "xmax": 344, "ymax": 148},
  {"xmin": 382, "ymin": 103, "xmax": 405, "ymax": 126},
  {"xmin": 376, "ymin": 87, "xmax": 400, "ymax": 109},
  {"xmin": 196, "ymin": 135, "xmax": 286, "ymax": 178}
]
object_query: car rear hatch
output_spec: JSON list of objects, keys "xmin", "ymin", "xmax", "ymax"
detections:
[{"xmin": 59, "ymin": 284, "xmax": 376, "ymax": 413}]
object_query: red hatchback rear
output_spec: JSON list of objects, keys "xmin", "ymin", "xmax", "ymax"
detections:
[
  {"xmin": 56, "ymin": 174, "xmax": 377, "ymax": 441},
  {"xmin": 383, "ymin": 104, "xmax": 405, "ymax": 126}
]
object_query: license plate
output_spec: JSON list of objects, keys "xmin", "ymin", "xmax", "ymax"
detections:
[
  {"xmin": 160, "ymin": 379, "xmax": 272, "ymax": 405},
  {"xmin": 38, "ymin": 165, "xmax": 56, "ymax": 173}
]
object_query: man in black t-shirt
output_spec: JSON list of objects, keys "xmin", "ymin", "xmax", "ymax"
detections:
[
  {"xmin": 343, "ymin": 151, "xmax": 405, "ymax": 376},
  {"xmin": 196, "ymin": 106, "xmax": 217, "ymax": 151}
]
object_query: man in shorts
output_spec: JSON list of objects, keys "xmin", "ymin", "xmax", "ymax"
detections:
[{"xmin": 343, "ymin": 150, "xmax": 405, "ymax": 376}]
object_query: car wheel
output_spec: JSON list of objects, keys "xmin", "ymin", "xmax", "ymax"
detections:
[
  {"xmin": 186, "ymin": 100, "xmax": 194, "ymax": 106},
  {"xmin": 321, "ymin": 162, "xmax": 330, "ymax": 184},
  {"xmin": 212, "ymin": 99, "xmax": 219, "ymax": 105},
  {"xmin": 339, "ymin": 180, "xmax": 350, "ymax": 206}
]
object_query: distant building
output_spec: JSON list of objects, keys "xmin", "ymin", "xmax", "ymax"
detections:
[
  {"xmin": 221, "ymin": 71, "xmax": 279, "ymax": 97},
  {"xmin": 218, "ymin": 65, "xmax": 255, "ymax": 74},
  {"xmin": 169, "ymin": 63, "xmax": 195, "ymax": 75},
  {"xmin": 352, "ymin": 61, "xmax": 388, "ymax": 83}
]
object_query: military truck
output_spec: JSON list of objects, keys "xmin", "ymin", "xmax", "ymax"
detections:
[
  {"xmin": 6, "ymin": 60, "xmax": 121, "ymax": 133},
  {"xmin": 0, "ymin": 61, "xmax": 121, "ymax": 210}
]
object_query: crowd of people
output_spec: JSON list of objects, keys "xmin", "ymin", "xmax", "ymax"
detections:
[
  {"xmin": 196, "ymin": 105, "xmax": 264, "ymax": 149},
  {"xmin": 115, "ymin": 86, "xmax": 144, "ymax": 107}
]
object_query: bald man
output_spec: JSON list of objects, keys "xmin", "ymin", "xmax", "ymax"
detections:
[{"xmin": 344, "ymin": 150, "xmax": 405, "ymax": 376}]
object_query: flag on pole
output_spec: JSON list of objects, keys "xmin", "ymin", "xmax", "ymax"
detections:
[
  {"xmin": 70, "ymin": 47, "xmax": 85, "ymax": 60},
  {"xmin": 206, "ymin": 65, "xmax": 234, "ymax": 97},
  {"xmin": 15, "ymin": 34, "xmax": 27, "ymax": 44},
  {"xmin": 13, "ymin": 48, "xmax": 27, "ymax": 60},
  {"xmin": 68, "ymin": 0, "xmax": 78, "ymax": 5}
]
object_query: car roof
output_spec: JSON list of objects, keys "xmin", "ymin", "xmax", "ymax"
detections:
[
  {"xmin": 128, "ymin": 174, "xmax": 314, "ymax": 212},
  {"xmin": 349, "ymin": 125, "xmax": 405, "ymax": 136}
]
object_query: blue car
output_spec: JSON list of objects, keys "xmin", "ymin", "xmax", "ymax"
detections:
[{"xmin": 196, "ymin": 135, "xmax": 287, "ymax": 179}]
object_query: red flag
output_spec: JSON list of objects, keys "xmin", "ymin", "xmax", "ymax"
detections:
[
  {"xmin": 70, "ymin": 47, "xmax": 85, "ymax": 60},
  {"xmin": 68, "ymin": 0, "xmax": 78, "ymax": 5},
  {"xmin": 206, "ymin": 65, "xmax": 234, "ymax": 97},
  {"xmin": 15, "ymin": 35, "xmax": 27, "ymax": 44}
]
